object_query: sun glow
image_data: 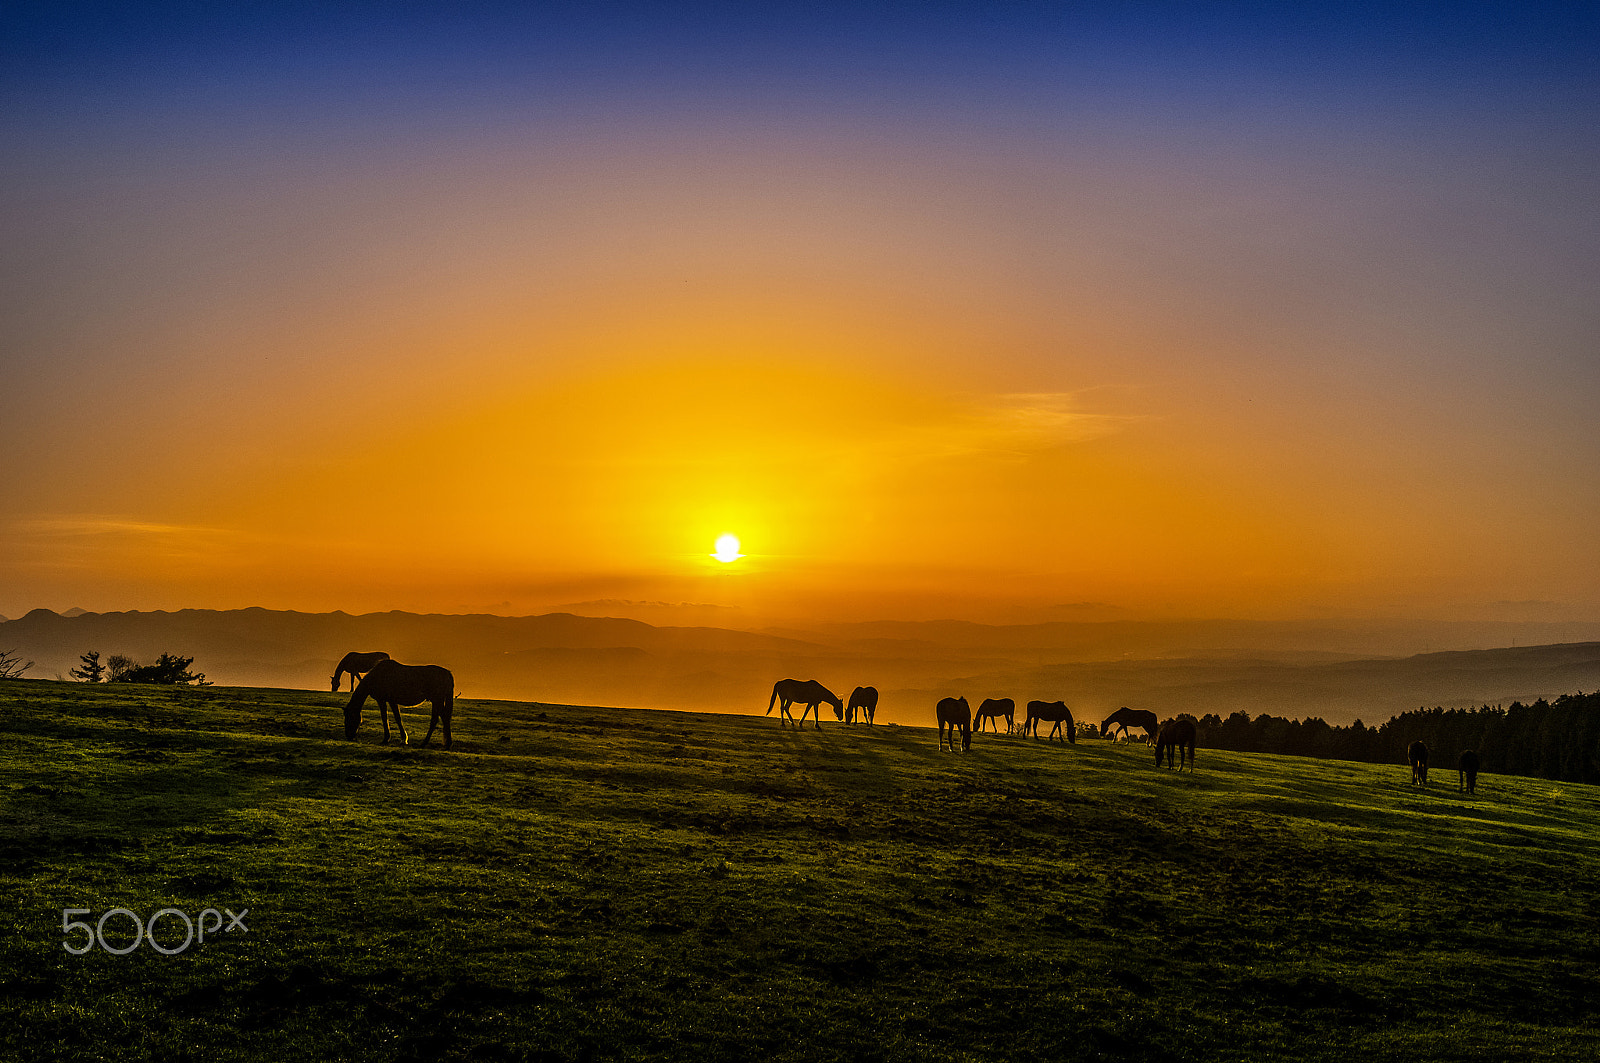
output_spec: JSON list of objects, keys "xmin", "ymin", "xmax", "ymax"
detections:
[{"xmin": 712, "ymin": 534, "xmax": 744, "ymax": 563}]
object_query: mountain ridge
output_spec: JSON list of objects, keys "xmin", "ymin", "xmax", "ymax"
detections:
[{"xmin": 4, "ymin": 607, "xmax": 1599, "ymax": 726}]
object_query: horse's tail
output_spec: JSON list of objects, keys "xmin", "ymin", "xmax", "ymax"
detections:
[{"xmin": 766, "ymin": 683, "xmax": 779, "ymax": 715}]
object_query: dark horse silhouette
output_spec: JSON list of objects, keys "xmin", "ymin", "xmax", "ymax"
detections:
[
  {"xmin": 1155, "ymin": 718, "xmax": 1195, "ymax": 770},
  {"xmin": 1409, "ymin": 741, "xmax": 1429, "ymax": 786},
  {"xmin": 936, "ymin": 696, "xmax": 971, "ymax": 752},
  {"xmin": 331, "ymin": 650, "xmax": 391, "ymax": 692},
  {"xmin": 345, "ymin": 659, "xmax": 455, "ymax": 749},
  {"xmin": 847, "ymin": 685, "xmax": 879, "ymax": 725},
  {"xmin": 1024, "ymin": 700, "xmax": 1076, "ymax": 743},
  {"xmin": 767, "ymin": 679, "xmax": 844, "ymax": 729},
  {"xmin": 1101, "ymin": 706, "xmax": 1158, "ymax": 743},
  {"xmin": 975, "ymin": 697, "xmax": 1015, "ymax": 734},
  {"xmin": 1458, "ymin": 749, "xmax": 1480, "ymax": 795}
]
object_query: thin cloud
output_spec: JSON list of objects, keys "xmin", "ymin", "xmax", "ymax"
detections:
[{"xmin": 878, "ymin": 391, "xmax": 1146, "ymax": 464}]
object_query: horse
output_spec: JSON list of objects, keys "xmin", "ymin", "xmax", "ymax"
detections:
[
  {"xmin": 1458, "ymin": 749, "xmax": 1480, "ymax": 795},
  {"xmin": 975, "ymin": 698, "xmax": 1015, "ymax": 734},
  {"xmin": 1409, "ymin": 740, "xmax": 1429, "ymax": 786},
  {"xmin": 331, "ymin": 650, "xmax": 391, "ymax": 692},
  {"xmin": 344, "ymin": 660, "xmax": 455, "ymax": 749},
  {"xmin": 847, "ymin": 686, "xmax": 879, "ymax": 725},
  {"xmin": 1101, "ymin": 706, "xmax": 1158, "ymax": 743},
  {"xmin": 766, "ymin": 679, "xmax": 844, "ymax": 730},
  {"xmin": 1024, "ymin": 700, "xmax": 1076, "ymax": 743},
  {"xmin": 1154, "ymin": 718, "xmax": 1195, "ymax": 770},
  {"xmin": 936, "ymin": 696, "xmax": 971, "ymax": 752}
]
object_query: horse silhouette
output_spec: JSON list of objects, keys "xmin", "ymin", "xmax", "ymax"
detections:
[
  {"xmin": 847, "ymin": 686, "xmax": 879, "ymax": 725},
  {"xmin": 345, "ymin": 659, "xmax": 455, "ymax": 749},
  {"xmin": 766, "ymin": 679, "xmax": 843, "ymax": 729},
  {"xmin": 331, "ymin": 650, "xmax": 391, "ymax": 692},
  {"xmin": 1023, "ymin": 700, "xmax": 1076, "ymax": 743},
  {"xmin": 936, "ymin": 696, "xmax": 971, "ymax": 752},
  {"xmin": 1458, "ymin": 749, "xmax": 1480, "ymax": 795},
  {"xmin": 1101, "ymin": 706, "xmax": 1158, "ymax": 743},
  {"xmin": 1155, "ymin": 718, "xmax": 1195, "ymax": 770},
  {"xmin": 1409, "ymin": 741, "xmax": 1430, "ymax": 786},
  {"xmin": 975, "ymin": 698, "xmax": 1015, "ymax": 733}
]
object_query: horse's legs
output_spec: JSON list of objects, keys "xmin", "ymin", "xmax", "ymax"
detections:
[
  {"xmin": 420, "ymin": 701, "xmax": 438, "ymax": 748},
  {"xmin": 391, "ymin": 701, "xmax": 408, "ymax": 745},
  {"xmin": 379, "ymin": 699, "xmax": 390, "ymax": 743}
]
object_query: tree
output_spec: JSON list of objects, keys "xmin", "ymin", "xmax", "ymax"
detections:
[
  {"xmin": 108, "ymin": 652, "xmax": 208, "ymax": 686},
  {"xmin": 106, "ymin": 654, "xmax": 136, "ymax": 682},
  {"xmin": 70, "ymin": 650, "xmax": 105, "ymax": 683},
  {"xmin": 0, "ymin": 648, "xmax": 33, "ymax": 679}
]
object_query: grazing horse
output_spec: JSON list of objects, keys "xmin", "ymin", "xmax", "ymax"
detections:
[
  {"xmin": 1101, "ymin": 706, "xmax": 1159, "ymax": 743},
  {"xmin": 1154, "ymin": 718, "xmax": 1195, "ymax": 770},
  {"xmin": 1458, "ymin": 749, "xmax": 1480, "ymax": 795},
  {"xmin": 975, "ymin": 698, "xmax": 1015, "ymax": 734},
  {"xmin": 1024, "ymin": 701, "xmax": 1076, "ymax": 743},
  {"xmin": 847, "ymin": 686, "xmax": 879, "ymax": 725},
  {"xmin": 344, "ymin": 660, "xmax": 455, "ymax": 749},
  {"xmin": 766, "ymin": 679, "xmax": 844, "ymax": 730},
  {"xmin": 1409, "ymin": 741, "xmax": 1430, "ymax": 786},
  {"xmin": 936, "ymin": 696, "xmax": 971, "ymax": 752},
  {"xmin": 331, "ymin": 650, "xmax": 391, "ymax": 692}
]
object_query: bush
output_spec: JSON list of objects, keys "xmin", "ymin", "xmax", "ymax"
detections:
[
  {"xmin": 0, "ymin": 648, "xmax": 33, "ymax": 679},
  {"xmin": 106, "ymin": 652, "xmax": 209, "ymax": 686}
]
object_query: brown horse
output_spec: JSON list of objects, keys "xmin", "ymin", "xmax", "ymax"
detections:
[
  {"xmin": 975, "ymin": 698, "xmax": 1015, "ymax": 733},
  {"xmin": 345, "ymin": 659, "xmax": 455, "ymax": 749},
  {"xmin": 936, "ymin": 696, "xmax": 971, "ymax": 752},
  {"xmin": 1409, "ymin": 741, "xmax": 1429, "ymax": 786},
  {"xmin": 847, "ymin": 685, "xmax": 879, "ymax": 725},
  {"xmin": 1458, "ymin": 749, "xmax": 1480, "ymax": 795},
  {"xmin": 331, "ymin": 650, "xmax": 391, "ymax": 692},
  {"xmin": 1023, "ymin": 700, "xmax": 1076, "ymax": 743},
  {"xmin": 1154, "ymin": 718, "xmax": 1195, "ymax": 770},
  {"xmin": 1101, "ymin": 706, "xmax": 1158, "ymax": 743},
  {"xmin": 767, "ymin": 679, "xmax": 844, "ymax": 729}
]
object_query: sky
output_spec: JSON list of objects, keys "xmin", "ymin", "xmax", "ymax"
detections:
[{"xmin": 3, "ymin": 2, "xmax": 1597, "ymax": 625}]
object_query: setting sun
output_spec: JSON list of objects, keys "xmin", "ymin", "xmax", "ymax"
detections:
[{"xmin": 712, "ymin": 534, "xmax": 744, "ymax": 563}]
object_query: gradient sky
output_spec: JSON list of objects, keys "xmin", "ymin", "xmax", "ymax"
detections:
[{"xmin": 3, "ymin": 2, "xmax": 1597, "ymax": 624}]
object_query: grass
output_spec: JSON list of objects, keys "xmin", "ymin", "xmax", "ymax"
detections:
[{"xmin": 2, "ymin": 677, "xmax": 1598, "ymax": 1062}]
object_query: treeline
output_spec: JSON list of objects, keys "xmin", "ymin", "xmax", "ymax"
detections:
[
  {"xmin": 1191, "ymin": 692, "xmax": 1600, "ymax": 785},
  {"xmin": 70, "ymin": 650, "xmax": 208, "ymax": 686}
]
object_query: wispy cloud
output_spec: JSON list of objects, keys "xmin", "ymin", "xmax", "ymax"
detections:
[
  {"xmin": 14, "ymin": 517, "xmax": 229, "ymax": 539},
  {"xmin": 876, "ymin": 391, "xmax": 1145, "ymax": 465},
  {"xmin": 7, "ymin": 516, "xmax": 244, "ymax": 564}
]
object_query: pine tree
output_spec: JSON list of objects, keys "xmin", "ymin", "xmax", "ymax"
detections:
[{"xmin": 70, "ymin": 650, "xmax": 105, "ymax": 683}]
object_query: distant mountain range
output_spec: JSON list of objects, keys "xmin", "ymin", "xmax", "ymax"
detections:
[{"xmin": 4, "ymin": 607, "xmax": 1599, "ymax": 727}]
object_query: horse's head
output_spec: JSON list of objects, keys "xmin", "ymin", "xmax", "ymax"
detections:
[
  {"xmin": 344, "ymin": 692, "xmax": 365, "ymax": 739},
  {"xmin": 832, "ymin": 699, "xmax": 845, "ymax": 721},
  {"xmin": 330, "ymin": 673, "xmax": 340, "ymax": 693}
]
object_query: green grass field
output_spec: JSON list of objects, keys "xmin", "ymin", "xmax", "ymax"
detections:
[{"xmin": 3, "ymin": 679, "xmax": 1597, "ymax": 1062}]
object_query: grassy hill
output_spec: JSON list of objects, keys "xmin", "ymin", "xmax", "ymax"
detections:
[{"xmin": 3, "ymin": 678, "xmax": 1597, "ymax": 1062}]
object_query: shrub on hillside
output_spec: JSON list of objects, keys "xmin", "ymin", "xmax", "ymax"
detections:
[{"xmin": 105, "ymin": 652, "xmax": 209, "ymax": 686}]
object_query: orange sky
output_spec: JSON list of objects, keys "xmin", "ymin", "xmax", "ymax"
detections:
[{"xmin": 4, "ymin": 8, "xmax": 1597, "ymax": 626}]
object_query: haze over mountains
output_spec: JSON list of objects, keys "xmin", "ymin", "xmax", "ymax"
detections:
[{"xmin": 5, "ymin": 608, "xmax": 1600, "ymax": 728}]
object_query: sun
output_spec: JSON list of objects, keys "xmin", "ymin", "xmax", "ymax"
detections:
[{"xmin": 711, "ymin": 533, "xmax": 744, "ymax": 563}]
